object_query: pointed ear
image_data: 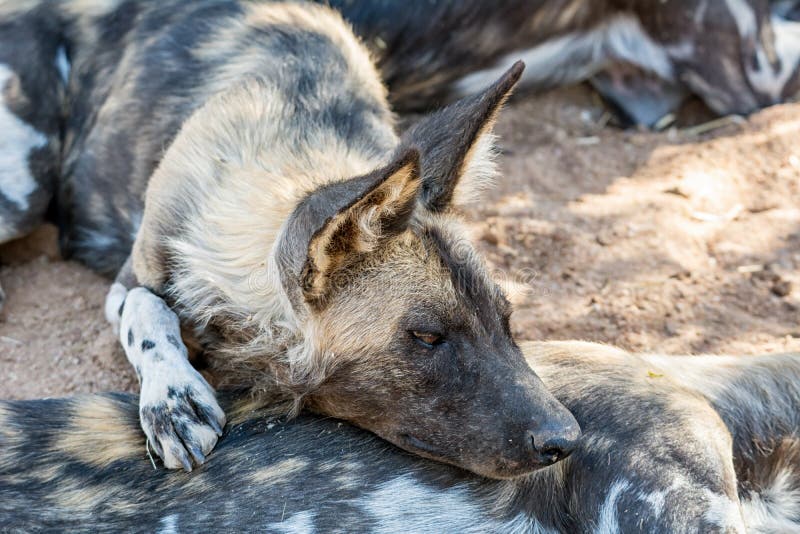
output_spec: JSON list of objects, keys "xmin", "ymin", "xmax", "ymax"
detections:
[
  {"xmin": 402, "ymin": 61, "xmax": 524, "ymax": 212},
  {"xmin": 277, "ymin": 149, "xmax": 421, "ymax": 311}
]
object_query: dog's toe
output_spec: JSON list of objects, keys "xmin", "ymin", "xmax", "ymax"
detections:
[{"xmin": 139, "ymin": 372, "xmax": 226, "ymax": 471}]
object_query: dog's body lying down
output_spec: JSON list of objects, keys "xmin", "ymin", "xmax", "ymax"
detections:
[
  {"xmin": 2, "ymin": 341, "xmax": 799, "ymax": 533},
  {"xmin": 335, "ymin": 0, "xmax": 800, "ymax": 126},
  {"xmin": 2, "ymin": 0, "xmax": 585, "ymax": 477}
]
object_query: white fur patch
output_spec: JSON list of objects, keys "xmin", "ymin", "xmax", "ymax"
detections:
[
  {"xmin": 595, "ymin": 479, "xmax": 631, "ymax": 534},
  {"xmin": 269, "ymin": 510, "xmax": 316, "ymax": 534},
  {"xmin": 724, "ymin": 0, "xmax": 758, "ymax": 39},
  {"xmin": 764, "ymin": 17, "xmax": 800, "ymax": 99},
  {"xmin": 356, "ymin": 475, "xmax": 552, "ymax": 533},
  {"xmin": 0, "ymin": 63, "xmax": 47, "ymax": 212},
  {"xmin": 602, "ymin": 16, "xmax": 673, "ymax": 80},
  {"xmin": 454, "ymin": 15, "xmax": 672, "ymax": 97},
  {"xmin": 741, "ymin": 468, "xmax": 800, "ymax": 533},
  {"xmin": 157, "ymin": 514, "xmax": 180, "ymax": 534},
  {"xmin": 637, "ymin": 476, "xmax": 688, "ymax": 519},
  {"xmin": 703, "ymin": 490, "xmax": 746, "ymax": 532},
  {"xmin": 725, "ymin": 0, "xmax": 800, "ymax": 101},
  {"xmin": 55, "ymin": 45, "xmax": 70, "ymax": 84}
]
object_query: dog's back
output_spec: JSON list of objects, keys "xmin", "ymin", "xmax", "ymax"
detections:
[
  {"xmin": 0, "ymin": 393, "xmax": 515, "ymax": 532},
  {"xmin": 3, "ymin": 343, "xmax": 800, "ymax": 532},
  {"xmin": 48, "ymin": 1, "xmax": 395, "ymax": 276}
]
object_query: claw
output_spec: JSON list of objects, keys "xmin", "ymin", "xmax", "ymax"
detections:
[
  {"xmin": 192, "ymin": 397, "xmax": 225, "ymax": 436},
  {"xmin": 207, "ymin": 415, "xmax": 224, "ymax": 437},
  {"xmin": 148, "ymin": 436, "xmax": 165, "ymax": 460},
  {"xmin": 164, "ymin": 425, "xmax": 195, "ymax": 472},
  {"xmin": 173, "ymin": 445, "xmax": 193, "ymax": 472},
  {"xmin": 188, "ymin": 444, "xmax": 206, "ymax": 465}
]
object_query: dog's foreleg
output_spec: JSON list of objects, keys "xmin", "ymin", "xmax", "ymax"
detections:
[{"xmin": 106, "ymin": 259, "xmax": 226, "ymax": 471}]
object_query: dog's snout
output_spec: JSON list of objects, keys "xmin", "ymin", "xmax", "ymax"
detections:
[{"xmin": 526, "ymin": 422, "xmax": 581, "ymax": 466}]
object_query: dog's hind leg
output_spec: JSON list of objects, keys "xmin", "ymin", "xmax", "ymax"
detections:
[
  {"xmin": 642, "ymin": 351, "xmax": 800, "ymax": 531},
  {"xmin": 0, "ymin": 7, "xmax": 65, "ymax": 311},
  {"xmin": 105, "ymin": 258, "xmax": 226, "ymax": 471}
]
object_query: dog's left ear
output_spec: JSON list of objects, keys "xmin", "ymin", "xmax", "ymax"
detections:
[
  {"xmin": 276, "ymin": 149, "xmax": 421, "ymax": 312},
  {"xmin": 402, "ymin": 61, "xmax": 524, "ymax": 212}
]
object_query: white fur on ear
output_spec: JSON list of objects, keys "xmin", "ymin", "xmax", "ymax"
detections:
[
  {"xmin": 451, "ymin": 131, "xmax": 499, "ymax": 207},
  {"xmin": 497, "ymin": 277, "xmax": 529, "ymax": 308}
]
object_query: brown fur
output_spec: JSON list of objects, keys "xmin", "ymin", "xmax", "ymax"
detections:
[
  {"xmin": 54, "ymin": 396, "xmax": 143, "ymax": 467},
  {"xmin": 104, "ymin": 1, "xmax": 571, "ymax": 478}
]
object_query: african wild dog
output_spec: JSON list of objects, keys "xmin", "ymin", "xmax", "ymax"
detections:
[
  {"xmin": 1, "ymin": 1, "xmax": 582, "ymax": 477},
  {"xmin": 0, "ymin": 0, "xmax": 797, "ymax": 479},
  {"xmin": 333, "ymin": 0, "xmax": 800, "ymax": 126},
  {"xmin": 2, "ymin": 341, "xmax": 800, "ymax": 532}
]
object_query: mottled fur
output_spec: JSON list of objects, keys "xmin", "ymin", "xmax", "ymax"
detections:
[
  {"xmin": 333, "ymin": 0, "xmax": 800, "ymax": 125},
  {"xmin": 0, "ymin": 1, "xmax": 585, "ymax": 476},
  {"xmin": 1, "ymin": 0, "xmax": 798, "ymax": 482},
  {"xmin": 2, "ymin": 0, "xmax": 799, "ymax": 287},
  {"xmin": 2, "ymin": 342, "xmax": 799, "ymax": 532}
]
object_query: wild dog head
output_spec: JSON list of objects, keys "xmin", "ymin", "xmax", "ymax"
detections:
[{"xmin": 275, "ymin": 62, "xmax": 580, "ymax": 479}]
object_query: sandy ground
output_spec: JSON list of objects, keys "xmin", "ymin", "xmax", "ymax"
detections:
[{"xmin": 1, "ymin": 86, "xmax": 799, "ymax": 400}]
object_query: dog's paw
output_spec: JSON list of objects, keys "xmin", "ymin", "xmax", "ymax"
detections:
[{"xmin": 139, "ymin": 361, "xmax": 226, "ymax": 471}]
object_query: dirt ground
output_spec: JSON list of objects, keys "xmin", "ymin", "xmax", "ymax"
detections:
[{"xmin": 1, "ymin": 86, "xmax": 799, "ymax": 400}]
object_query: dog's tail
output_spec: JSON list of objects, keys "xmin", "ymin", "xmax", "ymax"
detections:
[{"xmin": 644, "ymin": 352, "xmax": 800, "ymax": 532}]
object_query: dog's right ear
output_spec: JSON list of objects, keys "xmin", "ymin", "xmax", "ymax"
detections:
[
  {"xmin": 276, "ymin": 149, "xmax": 421, "ymax": 313},
  {"xmin": 402, "ymin": 61, "xmax": 524, "ymax": 212}
]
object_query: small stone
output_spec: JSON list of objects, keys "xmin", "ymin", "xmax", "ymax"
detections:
[
  {"xmin": 664, "ymin": 321, "xmax": 679, "ymax": 337},
  {"xmin": 663, "ymin": 186, "xmax": 689, "ymax": 199},
  {"xmin": 596, "ymin": 233, "xmax": 613, "ymax": 246},
  {"xmin": 669, "ymin": 270, "xmax": 691, "ymax": 280},
  {"xmin": 772, "ymin": 279, "xmax": 792, "ymax": 297}
]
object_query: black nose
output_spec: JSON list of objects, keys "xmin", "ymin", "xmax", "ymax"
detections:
[{"xmin": 526, "ymin": 423, "xmax": 581, "ymax": 465}]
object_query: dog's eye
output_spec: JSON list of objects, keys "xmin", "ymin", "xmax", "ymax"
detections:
[{"xmin": 412, "ymin": 331, "xmax": 442, "ymax": 347}]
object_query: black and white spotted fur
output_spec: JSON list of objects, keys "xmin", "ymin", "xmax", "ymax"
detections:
[
  {"xmin": 0, "ymin": 0, "xmax": 799, "ymax": 493},
  {"xmin": 2, "ymin": 341, "xmax": 799, "ymax": 532},
  {"xmin": 340, "ymin": 0, "xmax": 800, "ymax": 125}
]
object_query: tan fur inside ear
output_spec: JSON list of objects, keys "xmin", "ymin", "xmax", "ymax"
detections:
[
  {"xmin": 452, "ymin": 129, "xmax": 499, "ymax": 208},
  {"xmin": 303, "ymin": 160, "xmax": 420, "ymax": 303}
]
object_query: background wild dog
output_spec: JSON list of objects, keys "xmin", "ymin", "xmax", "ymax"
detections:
[
  {"xmin": 2, "ymin": 341, "xmax": 799, "ymax": 532},
  {"xmin": 328, "ymin": 0, "xmax": 800, "ymax": 127},
  {"xmin": 0, "ymin": 1, "xmax": 583, "ymax": 476}
]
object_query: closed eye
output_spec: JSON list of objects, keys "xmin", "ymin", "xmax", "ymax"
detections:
[{"xmin": 411, "ymin": 331, "xmax": 443, "ymax": 348}]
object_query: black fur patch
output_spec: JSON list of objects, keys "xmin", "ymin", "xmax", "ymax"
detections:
[{"xmin": 166, "ymin": 334, "xmax": 182, "ymax": 351}]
